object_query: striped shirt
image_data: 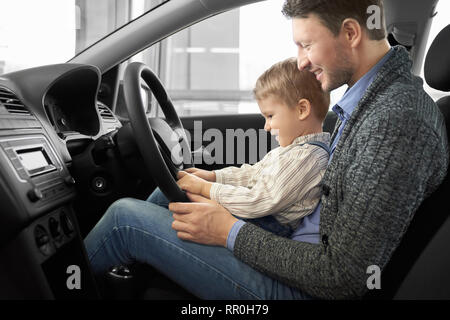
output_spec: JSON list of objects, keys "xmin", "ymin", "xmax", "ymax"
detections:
[{"xmin": 210, "ymin": 132, "xmax": 330, "ymax": 230}]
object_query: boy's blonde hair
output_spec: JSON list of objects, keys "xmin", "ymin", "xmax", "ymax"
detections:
[{"xmin": 253, "ymin": 57, "xmax": 330, "ymax": 121}]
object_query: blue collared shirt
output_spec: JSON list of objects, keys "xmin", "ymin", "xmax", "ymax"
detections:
[{"xmin": 227, "ymin": 48, "xmax": 394, "ymax": 250}]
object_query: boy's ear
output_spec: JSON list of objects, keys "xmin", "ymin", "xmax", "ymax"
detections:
[{"xmin": 296, "ymin": 99, "xmax": 311, "ymax": 120}]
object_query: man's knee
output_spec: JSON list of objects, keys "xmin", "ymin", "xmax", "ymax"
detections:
[
  {"xmin": 100, "ymin": 197, "xmax": 139, "ymax": 226},
  {"xmin": 106, "ymin": 197, "xmax": 171, "ymax": 227},
  {"xmin": 109, "ymin": 198, "xmax": 138, "ymax": 211}
]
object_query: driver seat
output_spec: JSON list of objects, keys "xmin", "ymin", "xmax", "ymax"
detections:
[{"xmin": 365, "ymin": 25, "xmax": 450, "ymax": 299}]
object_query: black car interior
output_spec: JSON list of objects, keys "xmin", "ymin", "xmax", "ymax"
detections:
[{"xmin": 0, "ymin": 2, "xmax": 449, "ymax": 299}]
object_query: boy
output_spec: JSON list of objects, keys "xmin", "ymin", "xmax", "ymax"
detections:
[{"xmin": 165, "ymin": 57, "xmax": 330, "ymax": 237}]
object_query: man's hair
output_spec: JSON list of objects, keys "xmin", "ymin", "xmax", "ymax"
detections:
[
  {"xmin": 253, "ymin": 57, "xmax": 330, "ymax": 122},
  {"xmin": 282, "ymin": 0, "xmax": 386, "ymax": 40}
]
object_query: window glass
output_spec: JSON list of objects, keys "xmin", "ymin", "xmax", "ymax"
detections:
[
  {"xmin": 132, "ymin": 0, "xmax": 333, "ymax": 116},
  {"xmin": 162, "ymin": 0, "xmax": 297, "ymax": 116},
  {"xmin": 133, "ymin": 0, "xmax": 345, "ymax": 117},
  {"xmin": 0, "ymin": 0, "xmax": 164, "ymax": 75}
]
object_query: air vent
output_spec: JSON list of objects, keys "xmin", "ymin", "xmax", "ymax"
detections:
[
  {"xmin": 97, "ymin": 103, "xmax": 115, "ymax": 121},
  {"xmin": 0, "ymin": 87, "xmax": 31, "ymax": 115}
]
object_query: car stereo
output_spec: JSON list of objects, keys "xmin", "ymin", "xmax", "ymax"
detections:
[
  {"xmin": 15, "ymin": 146, "xmax": 56, "ymax": 177},
  {"xmin": 0, "ymin": 135, "xmax": 74, "ymax": 210}
]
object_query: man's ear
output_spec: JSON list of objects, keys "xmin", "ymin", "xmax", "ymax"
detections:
[
  {"xmin": 296, "ymin": 99, "xmax": 311, "ymax": 120},
  {"xmin": 341, "ymin": 18, "xmax": 362, "ymax": 48}
]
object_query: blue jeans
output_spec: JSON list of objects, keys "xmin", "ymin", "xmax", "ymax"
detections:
[{"xmin": 83, "ymin": 188, "xmax": 312, "ymax": 299}]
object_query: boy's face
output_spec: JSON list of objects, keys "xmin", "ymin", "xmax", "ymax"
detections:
[
  {"xmin": 292, "ymin": 14, "xmax": 355, "ymax": 92},
  {"xmin": 258, "ymin": 96, "xmax": 303, "ymax": 147}
]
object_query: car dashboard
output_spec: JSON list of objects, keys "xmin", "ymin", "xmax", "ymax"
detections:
[{"xmin": 0, "ymin": 63, "xmax": 121, "ymax": 299}]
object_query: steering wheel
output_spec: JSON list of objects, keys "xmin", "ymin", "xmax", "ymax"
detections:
[{"xmin": 123, "ymin": 62, "xmax": 193, "ymax": 202}]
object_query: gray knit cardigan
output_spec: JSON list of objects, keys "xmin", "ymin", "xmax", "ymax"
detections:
[{"xmin": 233, "ymin": 46, "xmax": 449, "ymax": 299}]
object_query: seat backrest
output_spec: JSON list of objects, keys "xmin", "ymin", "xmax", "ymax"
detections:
[{"xmin": 366, "ymin": 25, "xmax": 450, "ymax": 299}]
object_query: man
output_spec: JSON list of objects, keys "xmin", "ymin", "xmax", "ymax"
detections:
[{"xmin": 84, "ymin": 0, "xmax": 448, "ymax": 299}]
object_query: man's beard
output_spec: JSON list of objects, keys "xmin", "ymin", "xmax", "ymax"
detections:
[
  {"xmin": 324, "ymin": 67, "xmax": 354, "ymax": 92},
  {"xmin": 322, "ymin": 46, "xmax": 355, "ymax": 92}
]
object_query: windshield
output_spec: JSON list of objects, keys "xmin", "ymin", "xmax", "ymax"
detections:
[{"xmin": 0, "ymin": 0, "xmax": 166, "ymax": 75}]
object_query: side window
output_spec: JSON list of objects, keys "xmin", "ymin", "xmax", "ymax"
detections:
[
  {"xmin": 129, "ymin": 0, "xmax": 297, "ymax": 117},
  {"xmin": 0, "ymin": 0, "xmax": 164, "ymax": 75}
]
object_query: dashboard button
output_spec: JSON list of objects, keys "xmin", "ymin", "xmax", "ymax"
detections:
[
  {"xmin": 48, "ymin": 217, "xmax": 63, "ymax": 243},
  {"xmin": 60, "ymin": 212, "xmax": 75, "ymax": 236},
  {"xmin": 34, "ymin": 225, "xmax": 51, "ymax": 255},
  {"xmin": 27, "ymin": 187, "xmax": 43, "ymax": 202},
  {"xmin": 64, "ymin": 176, "xmax": 76, "ymax": 186}
]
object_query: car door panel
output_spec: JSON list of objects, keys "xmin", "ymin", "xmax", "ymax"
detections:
[{"xmin": 180, "ymin": 114, "xmax": 277, "ymax": 171}]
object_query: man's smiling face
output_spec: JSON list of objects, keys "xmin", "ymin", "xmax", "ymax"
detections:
[{"xmin": 292, "ymin": 14, "xmax": 355, "ymax": 92}]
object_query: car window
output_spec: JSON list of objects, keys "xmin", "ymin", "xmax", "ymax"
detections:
[
  {"xmin": 129, "ymin": 0, "xmax": 295, "ymax": 116},
  {"xmin": 129, "ymin": 0, "xmax": 450, "ymax": 118},
  {"xmin": 129, "ymin": 0, "xmax": 349, "ymax": 117},
  {"xmin": 0, "ymin": 0, "xmax": 165, "ymax": 75}
]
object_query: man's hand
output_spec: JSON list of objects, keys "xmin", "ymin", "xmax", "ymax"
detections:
[
  {"xmin": 169, "ymin": 192, "xmax": 239, "ymax": 247},
  {"xmin": 177, "ymin": 170, "xmax": 212, "ymax": 198},
  {"xmin": 184, "ymin": 167, "xmax": 216, "ymax": 182}
]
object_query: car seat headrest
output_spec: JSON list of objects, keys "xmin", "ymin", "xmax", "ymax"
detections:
[{"xmin": 424, "ymin": 24, "xmax": 450, "ymax": 92}]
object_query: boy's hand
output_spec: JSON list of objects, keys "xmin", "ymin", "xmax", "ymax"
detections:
[
  {"xmin": 177, "ymin": 171, "xmax": 212, "ymax": 198},
  {"xmin": 184, "ymin": 167, "xmax": 216, "ymax": 182}
]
